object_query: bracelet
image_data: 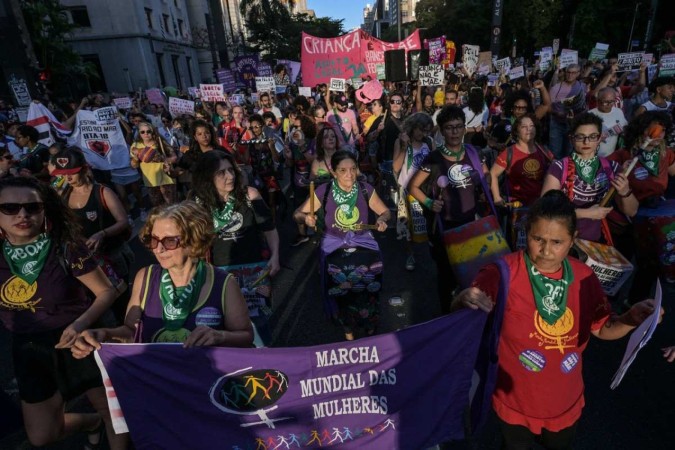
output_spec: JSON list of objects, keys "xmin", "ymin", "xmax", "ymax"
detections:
[
  {"xmin": 619, "ymin": 189, "xmax": 633, "ymax": 198},
  {"xmin": 423, "ymin": 197, "xmax": 434, "ymax": 209}
]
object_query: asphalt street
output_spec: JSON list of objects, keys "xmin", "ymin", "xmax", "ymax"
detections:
[{"xmin": 1, "ymin": 198, "xmax": 674, "ymax": 449}]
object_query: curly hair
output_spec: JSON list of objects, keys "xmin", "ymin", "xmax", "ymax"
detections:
[
  {"xmin": 296, "ymin": 113, "xmax": 318, "ymax": 140},
  {"xmin": 569, "ymin": 112, "xmax": 603, "ymax": 136},
  {"xmin": 139, "ymin": 200, "xmax": 214, "ymax": 259},
  {"xmin": 0, "ymin": 176, "xmax": 83, "ymax": 247},
  {"xmin": 402, "ymin": 112, "xmax": 434, "ymax": 136},
  {"xmin": 190, "ymin": 150, "xmax": 247, "ymax": 213},
  {"xmin": 503, "ymin": 90, "xmax": 534, "ymax": 117},
  {"xmin": 622, "ymin": 110, "xmax": 673, "ymax": 153},
  {"xmin": 436, "ymin": 105, "xmax": 466, "ymax": 128}
]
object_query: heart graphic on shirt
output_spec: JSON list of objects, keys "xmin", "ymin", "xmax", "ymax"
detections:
[{"xmin": 87, "ymin": 140, "xmax": 111, "ymax": 157}]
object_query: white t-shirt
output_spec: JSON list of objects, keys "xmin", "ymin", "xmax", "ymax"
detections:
[
  {"xmin": 463, "ymin": 106, "xmax": 488, "ymax": 128},
  {"xmin": 397, "ymin": 141, "xmax": 431, "ymax": 190},
  {"xmin": 589, "ymin": 107, "xmax": 627, "ymax": 157},
  {"xmin": 256, "ymin": 106, "xmax": 283, "ymax": 121}
]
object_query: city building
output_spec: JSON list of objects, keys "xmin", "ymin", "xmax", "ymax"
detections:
[{"xmin": 362, "ymin": 0, "xmax": 390, "ymax": 38}]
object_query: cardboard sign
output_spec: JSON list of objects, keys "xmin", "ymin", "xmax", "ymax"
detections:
[
  {"xmin": 559, "ymin": 49, "xmax": 578, "ymax": 69},
  {"xmin": 575, "ymin": 238, "xmax": 633, "ymax": 297},
  {"xmin": 168, "ymin": 97, "xmax": 195, "ymax": 117},
  {"xmin": 145, "ymin": 88, "xmax": 166, "ymax": 106},
  {"xmin": 617, "ymin": 52, "xmax": 645, "ymax": 71},
  {"xmin": 539, "ymin": 47, "xmax": 553, "ymax": 71},
  {"xmin": 199, "ymin": 84, "xmax": 226, "ymax": 102},
  {"xmin": 112, "ymin": 97, "xmax": 132, "ymax": 109},
  {"xmin": 508, "ymin": 66, "xmax": 525, "ymax": 80},
  {"xmin": 329, "ymin": 78, "xmax": 346, "ymax": 92},
  {"xmin": 255, "ymin": 76, "xmax": 276, "ymax": 93},
  {"xmin": 494, "ymin": 57, "xmax": 511, "ymax": 74},
  {"xmin": 478, "ymin": 51, "xmax": 492, "ymax": 71},
  {"xmin": 588, "ymin": 43, "xmax": 609, "ymax": 62},
  {"xmin": 419, "ymin": 65, "xmax": 444, "ymax": 86},
  {"xmin": 187, "ymin": 87, "xmax": 200, "ymax": 99},
  {"xmin": 462, "ymin": 44, "xmax": 480, "ymax": 77},
  {"xmin": 298, "ymin": 86, "xmax": 312, "ymax": 97},
  {"xmin": 228, "ymin": 94, "xmax": 245, "ymax": 105},
  {"xmin": 659, "ymin": 53, "xmax": 675, "ymax": 77}
]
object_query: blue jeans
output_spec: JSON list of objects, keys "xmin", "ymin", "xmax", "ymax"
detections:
[{"xmin": 549, "ymin": 118, "xmax": 571, "ymax": 159}]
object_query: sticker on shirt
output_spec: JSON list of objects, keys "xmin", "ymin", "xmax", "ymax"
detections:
[
  {"xmin": 519, "ymin": 349, "xmax": 546, "ymax": 372},
  {"xmin": 633, "ymin": 167, "xmax": 649, "ymax": 180},
  {"xmin": 561, "ymin": 352, "xmax": 580, "ymax": 374},
  {"xmin": 447, "ymin": 163, "xmax": 474, "ymax": 188},
  {"xmin": 195, "ymin": 306, "xmax": 223, "ymax": 327}
]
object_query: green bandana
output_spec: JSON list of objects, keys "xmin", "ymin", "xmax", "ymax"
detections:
[
  {"xmin": 331, "ymin": 180, "xmax": 358, "ymax": 220},
  {"xmin": 439, "ymin": 144, "xmax": 465, "ymax": 159},
  {"xmin": 524, "ymin": 253, "xmax": 574, "ymax": 325},
  {"xmin": 159, "ymin": 259, "xmax": 206, "ymax": 330},
  {"xmin": 571, "ymin": 152, "xmax": 600, "ymax": 184},
  {"xmin": 639, "ymin": 150, "xmax": 660, "ymax": 176},
  {"xmin": 2, "ymin": 234, "xmax": 52, "ymax": 285},
  {"xmin": 212, "ymin": 197, "xmax": 236, "ymax": 230}
]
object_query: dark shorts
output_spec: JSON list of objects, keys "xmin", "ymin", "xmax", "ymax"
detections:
[{"xmin": 12, "ymin": 327, "xmax": 103, "ymax": 404}]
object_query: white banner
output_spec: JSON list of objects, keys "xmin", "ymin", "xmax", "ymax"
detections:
[
  {"xmin": 199, "ymin": 84, "xmax": 226, "ymax": 102},
  {"xmin": 419, "ymin": 65, "xmax": 444, "ymax": 86},
  {"xmin": 559, "ymin": 49, "xmax": 578, "ymax": 69},
  {"xmin": 112, "ymin": 97, "xmax": 132, "ymax": 109},
  {"xmin": 67, "ymin": 107, "xmax": 131, "ymax": 170},
  {"xmin": 255, "ymin": 76, "xmax": 276, "ymax": 93},
  {"xmin": 509, "ymin": 66, "xmax": 525, "ymax": 80},
  {"xmin": 298, "ymin": 86, "xmax": 312, "ymax": 97},
  {"xmin": 169, "ymin": 97, "xmax": 195, "ymax": 117}
]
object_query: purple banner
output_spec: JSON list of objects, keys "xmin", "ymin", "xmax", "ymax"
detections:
[
  {"xmin": 216, "ymin": 69, "xmax": 237, "ymax": 93},
  {"xmin": 97, "ymin": 311, "xmax": 490, "ymax": 449},
  {"xmin": 233, "ymin": 55, "xmax": 260, "ymax": 90},
  {"xmin": 257, "ymin": 63, "xmax": 273, "ymax": 77},
  {"xmin": 425, "ymin": 36, "xmax": 447, "ymax": 65}
]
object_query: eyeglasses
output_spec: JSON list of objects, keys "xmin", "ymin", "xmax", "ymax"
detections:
[
  {"xmin": 250, "ymin": 125, "xmax": 262, "ymax": 129},
  {"xmin": 0, "ymin": 202, "xmax": 45, "ymax": 215},
  {"xmin": 444, "ymin": 124, "xmax": 465, "ymax": 133},
  {"xmin": 390, "ymin": 99, "xmax": 403, "ymax": 105},
  {"xmin": 139, "ymin": 130, "xmax": 153, "ymax": 135},
  {"xmin": 142, "ymin": 235, "xmax": 182, "ymax": 250},
  {"xmin": 598, "ymin": 100, "xmax": 615, "ymax": 105},
  {"xmin": 513, "ymin": 105, "xmax": 528, "ymax": 110},
  {"xmin": 572, "ymin": 133, "xmax": 601, "ymax": 143}
]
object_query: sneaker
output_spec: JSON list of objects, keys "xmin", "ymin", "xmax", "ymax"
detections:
[
  {"xmin": 405, "ymin": 255, "xmax": 415, "ymax": 271},
  {"xmin": 291, "ymin": 234, "xmax": 310, "ymax": 247},
  {"xmin": 139, "ymin": 209, "xmax": 148, "ymax": 222}
]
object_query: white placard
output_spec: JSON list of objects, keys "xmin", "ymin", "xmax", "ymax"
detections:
[
  {"xmin": 477, "ymin": 64, "xmax": 491, "ymax": 76},
  {"xmin": 351, "ymin": 78, "xmax": 364, "ymax": 89},
  {"xmin": 559, "ymin": 49, "xmax": 578, "ymax": 68},
  {"xmin": 8, "ymin": 78, "xmax": 32, "ymax": 106},
  {"xmin": 418, "ymin": 65, "xmax": 445, "ymax": 86},
  {"xmin": 659, "ymin": 53, "xmax": 675, "ymax": 76},
  {"xmin": 228, "ymin": 94, "xmax": 245, "ymax": 105},
  {"xmin": 188, "ymin": 87, "xmax": 200, "ymax": 98},
  {"xmin": 298, "ymin": 87, "xmax": 312, "ymax": 97},
  {"xmin": 199, "ymin": 84, "xmax": 226, "ymax": 102},
  {"xmin": 462, "ymin": 45, "xmax": 480, "ymax": 77},
  {"xmin": 255, "ymin": 76, "xmax": 276, "ymax": 93},
  {"xmin": 509, "ymin": 66, "xmax": 525, "ymax": 80},
  {"xmin": 112, "ymin": 97, "xmax": 132, "ymax": 109},
  {"xmin": 539, "ymin": 47, "xmax": 553, "ymax": 71},
  {"xmin": 168, "ymin": 97, "xmax": 195, "ymax": 117},
  {"xmin": 494, "ymin": 57, "xmax": 511, "ymax": 74},
  {"xmin": 329, "ymin": 78, "xmax": 346, "ymax": 92},
  {"xmin": 617, "ymin": 52, "xmax": 645, "ymax": 72},
  {"xmin": 487, "ymin": 74, "xmax": 499, "ymax": 87}
]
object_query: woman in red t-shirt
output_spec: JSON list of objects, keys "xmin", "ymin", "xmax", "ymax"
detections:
[{"xmin": 451, "ymin": 190, "xmax": 661, "ymax": 449}]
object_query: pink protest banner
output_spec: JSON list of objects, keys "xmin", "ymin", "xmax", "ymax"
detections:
[
  {"xmin": 145, "ymin": 88, "xmax": 166, "ymax": 106},
  {"xmin": 301, "ymin": 29, "xmax": 421, "ymax": 87}
]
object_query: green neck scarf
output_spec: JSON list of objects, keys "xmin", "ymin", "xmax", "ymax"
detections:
[
  {"xmin": 439, "ymin": 143, "xmax": 465, "ymax": 160},
  {"xmin": 639, "ymin": 149, "xmax": 660, "ymax": 176},
  {"xmin": 571, "ymin": 152, "xmax": 600, "ymax": 184},
  {"xmin": 212, "ymin": 197, "xmax": 236, "ymax": 230},
  {"xmin": 524, "ymin": 252, "xmax": 574, "ymax": 325},
  {"xmin": 2, "ymin": 234, "xmax": 52, "ymax": 285},
  {"xmin": 332, "ymin": 180, "xmax": 359, "ymax": 220},
  {"xmin": 159, "ymin": 259, "xmax": 206, "ymax": 330}
]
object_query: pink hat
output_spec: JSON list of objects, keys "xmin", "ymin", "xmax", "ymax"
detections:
[{"xmin": 355, "ymin": 80, "xmax": 383, "ymax": 104}]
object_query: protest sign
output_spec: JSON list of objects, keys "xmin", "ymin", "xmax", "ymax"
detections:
[
  {"xmin": 301, "ymin": 29, "xmax": 421, "ymax": 87},
  {"xmin": 199, "ymin": 84, "xmax": 226, "ymax": 102},
  {"xmin": 330, "ymin": 78, "xmax": 346, "ymax": 92},
  {"xmin": 67, "ymin": 107, "xmax": 130, "ymax": 170},
  {"xmin": 552, "ymin": 38, "xmax": 560, "ymax": 55},
  {"xmin": 487, "ymin": 74, "xmax": 499, "ymax": 87},
  {"xmin": 169, "ymin": 97, "xmax": 195, "ymax": 117},
  {"xmin": 8, "ymin": 76, "xmax": 31, "ymax": 107},
  {"xmin": 255, "ymin": 76, "xmax": 276, "ymax": 93},
  {"xmin": 112, "ymin": 97, "xmax": 132, "ymax": 110},
  {"xmin": 425, "ymin": 36, "xmax": 447, "ymax": 65},
  {"xmin": 441, "ymin": 40, "xmax": 457, "ymax": 67},
  {"xmin": 96, "ymin": 310, "xmax": 494, "ymax": 448},
  {"xmin": 462, "ymin": 44, "xmax": 480, "ymax": 77},
  {"xmin": 477, "ymin": 64, "xmax": 490, "ymax": 76},
  {"xmin": 233, "ymin": 54, "xmax": 260, "ymax": 90},
  {"xmin": 539, "ymin": 47, "xmax": 553, "ymax": 71},
  {"xmin": 216, "ymin": 69, "xmax": 237, "ymax": 92},
  {"xmin": 418, "ymin": 65, "xmax": 444, "ymax": 86},
  {"xmin": 588, "ymin": 43, "xmax": 609, "ymax": 62},
  {"xmin": 15, "ymin": 107, "xmax": 28, "ymax": 123},
  {"xmin": 145, "ymin": 88, "xmax": 166, "ymax": 106},
  {"xmin": 509, "ymin": 66, "xmax": 525, "ymax": 80},
  {"xmin": 351, "ymin": 78, "xmax": 364, "ymax": 89},
  {"xmin": 617, "ymin": 52, "xmax": 645, "ymax": 72},
  {"xmin": 187, "ymin": 87, "xmax": 200, "ymax": 99},
  {"xmin": 257, "ymin": 63, "xmax": 273, "ymax": 77},
  {"xmin": 478, "ymin": 51, "xmax": 492, "ymax": 71},
  {"xmin": 494, "ymin": 57, "xmax": 511, "ymax": 74},
  {"xmin": 276, "ymin": 59, "xmax": 301, "ymax": 83},
  {"xmin": 659, "ymin": 53, "xmax": 675, "ymax": 77},
  {"xmin": 228, "ymin": 94, "xmax": 245, "ymax": 105},
  {"xmin": 559, "ymin": 49, "xmax": 578, "ymax": 69},
  {"xmin": 376, "ymin": 64, "xmax": 385, "ymax": 80},
  {"xmin": 299, "ymin": 87, "xmax": 312, "ymax": 97},
  {"xmin": 251, "ymin": 93, "xmax": 259, "ymax": 103},
  {"xmin": 647, "ymin": 64, "xmax": 658, "ymax": 83}
]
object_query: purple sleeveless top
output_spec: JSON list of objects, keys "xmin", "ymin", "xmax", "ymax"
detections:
[
  {"xmin": 316, "ymin": 181, "xmax": 375, "ymax": 239},
  {"xmin": 137, "ymin": 263, "xmax": 232, "ymax": 343}
]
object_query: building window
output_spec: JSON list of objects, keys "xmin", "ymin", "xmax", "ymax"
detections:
[
  {"xmin": 144, "ymin": 8, "xmax": 153, "ymax": 29},
  {"xmin": 162, "ymin": 14, "xmax": 170, "ymax": 33},
  {"xmin": 69, "ymin": 6, "xmax": 91, "ymax": 27},
  {"xmin": 81, "ymin": 54, "xmax": 107, "ymax": 92},
  {"xmin": 177, "ymin": 19, "xmax": 184, "ymax": 37},
  {"xmin": 186, "ymin": 57, "xmax": 194, "ymax": 86},
  {"xmin": 156, "ymin": 53, "xmax": 166, "ymax": 86},
  {"xmin": 174, "ymin": 0, "xmax": 180, "ymax": 8}
]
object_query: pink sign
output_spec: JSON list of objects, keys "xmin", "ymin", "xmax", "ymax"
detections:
[
  {"xmin": 301, "ymin": 29, "xmax": 421, "ymax": 87},
  {"xmin": 145, "ymin": 88, "xmax": 166, "ymax": 106}
]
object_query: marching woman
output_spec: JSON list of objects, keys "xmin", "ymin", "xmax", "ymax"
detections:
[
  {"xmin": 294, "ymin": 151, "xmax": 390, "ymax": 340},
  {"xmin": 190, "ymin": 150, "xmax": 280, "ymax": 344},
  {"xmin": 310, "ymin": 126, "xmax": 339, "ymax": 185},
  {"xmin": 0, "ymin": 177, "xmax": 124, "ymax": 449},
  {"xmin": 129, "ymin": 121, "xmax": 177, "ymax": 207},
  {"xmin": 451, "ymin": 190, "xmax": 661, "ymax": 449},
  {"xmin": 541, "ymin": 113, "xmax": 638, "ymax": 243},
  {"xmin": 408, "ymin": 105, "xmax": 492, "ymax": 314}
]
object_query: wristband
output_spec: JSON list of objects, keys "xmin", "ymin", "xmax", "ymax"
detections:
[
  {"xmin": 423, "ymin": 197, "xmax": 434, "ymax": 209},
  {"xmin": 619, "ymin": 189, "xmax": 633, "ymax": 198}
]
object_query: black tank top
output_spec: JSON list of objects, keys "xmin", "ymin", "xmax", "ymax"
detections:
[{"xmin": 66, "ymin": 184, "xmax": 122, "ymax": 251}]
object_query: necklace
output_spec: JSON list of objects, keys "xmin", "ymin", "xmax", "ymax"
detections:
[{"xmin": 439, "ymin": 143, "xmax": 465, "ymax": 159}]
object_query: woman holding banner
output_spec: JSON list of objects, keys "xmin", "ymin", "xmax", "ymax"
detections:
[
  {"xmin": 129, "ymin": 122, "xmax": 177, "ymax": 207},
  {"xmin": 451, "ymin": 190, "xmax": 661, "ymax": 449},
  {"xmin": 294, "ymin": 151, "xmax": 390, "ymax": 340}
]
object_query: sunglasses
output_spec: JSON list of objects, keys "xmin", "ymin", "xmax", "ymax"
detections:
[
  {"xmin": 139, "ymin": 130, "xmax": 153, "ymax": 135},
  {"xmin": 0, "ymin": 202, "xmax": 45, "ymax": 215},
  {"xmin": 142, "ymin": 235, "xmax": 182, "ymax": 250},
  {"xmin": 390, "ymin": 99, "xmax": 403, "ymax": 105}
]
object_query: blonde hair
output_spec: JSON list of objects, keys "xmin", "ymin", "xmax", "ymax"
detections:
[
  {"xmin": 139, "ymin": 201, "xmax": 214, "ymax": 258},
  {"xmin": 133, "ymin": 121, "xmax": 173, "ymax": 157}
]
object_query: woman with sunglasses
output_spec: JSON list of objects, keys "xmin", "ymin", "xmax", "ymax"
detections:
[
  {"xmin": 542, "ymin": 113, "xmax": 637, "ymax": 243},
  {"xmin": 71, "ymin": 200, "xmax": 253, "ymax": 350},
  {"xmin": 130, "ymin": 121, "xmax": 177, "ymax": 207},
  {"xmin": 191, "ymin": 151, "xmax": 279, "ymax": 343},
  {"xmin": 0, "ymin": 177, "xmax": 124, "ymax": 449}
]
